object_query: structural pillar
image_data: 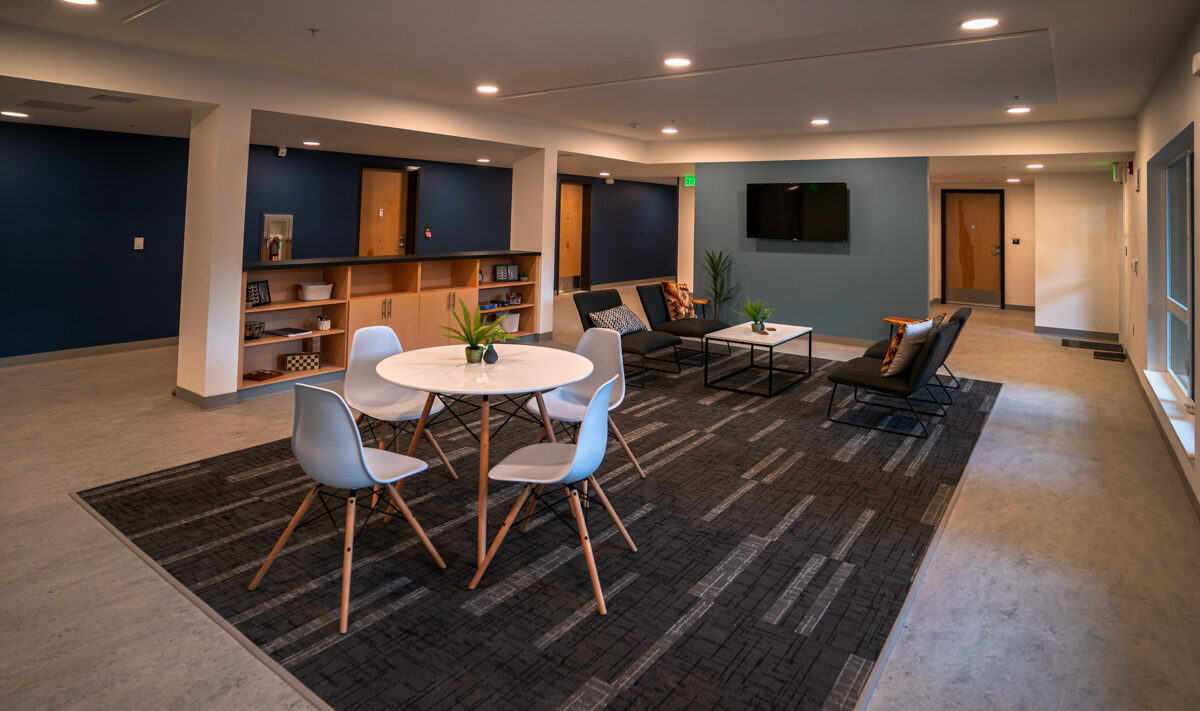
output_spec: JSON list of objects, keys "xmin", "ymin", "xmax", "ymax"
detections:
[
  {"xmin": 510, "ymin": 147, "xmax": 559, "ymax": 336},
  {"xmin": 175, "ymin": 103, "xmax": 252, "ymax": 408},
  {"xmin": 678, "ymin": 182, "xmax": 695, "ymax": 288}
]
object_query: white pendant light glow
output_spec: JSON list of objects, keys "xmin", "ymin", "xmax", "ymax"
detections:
[
  {"xmin": 1026, "ymin": 163, "xmax": 1044, "ymax": 169},
  {"xmin": 302, "ymin": 140, "xmax": 320, "ymax": 146},
  {"xmin": 476, "ymin": 84, "xmax": 499, "ymax": 94},
  {"xmin": 1007, "ymin": 178, "xmax": 1021, "ymax": 183},
  {"xmin": 811, "ymin": 118, "xmax": 830, "ymax": 126},
  {"xmin": 664, "ymin": 57, "xmax": 691, "ymax": 68},
  {"xmin": 598, "ymin": 172, "xmax": 611, "ymax": 176},
  {"xmin": 1007, "ymin": 106, "xmax": 1032, "ymax": 114},
  {"xmin": 63, "ymin": 0, "xmax": 98, "ymax": 5},
  {"xmin": 476, "ymin": 158, "xmax": 491, "ymax": 163},
  {"xmin": 961, "ymin": 18, "xmax": 999, "ymax": 30}
]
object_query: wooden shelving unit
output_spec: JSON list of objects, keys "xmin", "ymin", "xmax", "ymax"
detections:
[{"xmin": 239, "ymin": 252, "xmax": 540, "ymax": 393}]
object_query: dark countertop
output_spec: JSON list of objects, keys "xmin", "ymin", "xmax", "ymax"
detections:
[{"xmin": 244, "ymin": 250, "xmax": 540, "ymax": 271}]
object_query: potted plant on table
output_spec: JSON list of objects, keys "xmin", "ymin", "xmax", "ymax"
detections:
[
  {"xmin": 443, "ymin": 299, "xmax": 514, "ymax": 363},
  {"xmin": 733, "ymin": 299, "xmax": 778, "ymax": 333}
]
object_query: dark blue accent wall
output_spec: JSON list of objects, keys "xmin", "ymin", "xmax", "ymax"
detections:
[
  {"xmin": 556, "ymin": 176, "xmax": 677, "ymax": 285},
  {"xmin": 694, "ymin": 158, "xmax": 929, "ymax": 341},
  {"xmin": 0, "ymin": 122, "xmax": 188, "ymax": 358},
  {"xmin": 244, "ymin": 146, "xmax": 512, "ymax": 262}
]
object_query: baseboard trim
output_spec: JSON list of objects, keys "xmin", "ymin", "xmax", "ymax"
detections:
[
  {"xmin": 0, "ymin": 337, "xmax": 178, "ymax": 368},
  {"xmin": 1006, "ymin": 304, "xmax": 1035, "ymax": 311},
  {"xmin": 175, "ymin": 387, "xmax": 240, "ymax": 410},
  {"xmin": 1127, "ymin": 360, "xmax": 1200, "ymax": 524},
  {"xmin": 1033, "ymin": 325, "xmax": 1118, "ymax": 341},
  {"xmin": 816, "ymin": 333, "xmax": 875, "ymax": 348}
]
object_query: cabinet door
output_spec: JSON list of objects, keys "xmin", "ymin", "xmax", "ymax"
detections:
[
  {"xmin": 418, "ymin": 292, "xmax": 452, "ymax": 348},
  {"xmin": 388, "ymin": 293, "xmax": 421, "ymax": 350},
  {"xmin": 348, "ymin": 296, "xmax": 388, "ymax": 348}
]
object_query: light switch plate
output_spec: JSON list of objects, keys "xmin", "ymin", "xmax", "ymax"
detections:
[{"xmin": 133, "ymin": 237, "xmax": 144, "ymax": 250}]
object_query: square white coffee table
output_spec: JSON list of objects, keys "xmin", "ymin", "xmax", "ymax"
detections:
[{"xmin": 703, "ymin": 322, "xmax": 813, "ymax": 397}]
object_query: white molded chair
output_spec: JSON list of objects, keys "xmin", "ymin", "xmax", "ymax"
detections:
[
  {"xmin": 525, "ymin": 327, "xmax": 645, "ymax": 478},
  {"xmin": 248, "ymin": 384, "xmax": 446, "ymax": 633},
  {"xmin": 470, "ymin": 376, "xmax": 636, "ymax": 615},
  {"xmin": 345, "ymin": 326, "xmax": 457, "ymax": 479}
]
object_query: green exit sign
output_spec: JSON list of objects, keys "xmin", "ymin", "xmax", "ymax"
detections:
[{"xmin": 683, "ymin": 175, "xmax": 696, "ymax": 186}]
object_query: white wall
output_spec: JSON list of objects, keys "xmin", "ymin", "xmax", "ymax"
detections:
[
  {"xmin": 1034, "ymin": 174, "xmax": 1122, "ymax": 334},
  {"xmin": 677, "ymin": 184, "xmax": 695, "ymax": 287},
  {"xmin": 929, "ymin": 183, "xmax": 1035, "ymax": 307}
]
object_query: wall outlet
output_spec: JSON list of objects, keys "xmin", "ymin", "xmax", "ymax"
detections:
[{"xmin": 133, "ymin": 237, "xmax": 144, "ymax": 251}]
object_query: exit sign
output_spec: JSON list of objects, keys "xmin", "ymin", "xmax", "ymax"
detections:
[{"xmin": 683, "ymin": 175, "xmax": 696, "ymax": 186}]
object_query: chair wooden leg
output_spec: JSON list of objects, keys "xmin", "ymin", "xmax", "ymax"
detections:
[
  {"xmin": 609, "ymin": 416, "xmax": 644, "ymax": 479},
  {"xmin": 566, "ymin": 487, "xmax": 606, "ymax": 614},
  {"xmin": 248, "ymin": 485, "xmax": 320, "ymax": 590},
  {"xmin": 377, "ymin": 422, "xmax": 389, "ymax": 450},
  {"xmin": 384, "ymin": 483, "xmax": 446, "ymax": 569},
  {"xmin": 518, "ymin": 485, "xmax": 542, "ymax": 532},
  {"xmin": 588, "ymin": 476, "xmax": 636, "ymax": 552},
  {"xmin": 424, "ymin": 429, "xmax": 458, "ymax": 480},
  {"xmin": 339, "ymin": 490, "xmax": 357, "ymax": 634},
  {"xmin": 469, "ymin": 484, "xmax": 532, "ymax": 589}
]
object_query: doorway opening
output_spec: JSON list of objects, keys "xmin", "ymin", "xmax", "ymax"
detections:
[
  {"xmin": 941, "ymin": 189, "xmax": 1005, "ymax": 307},
  {"xmin": 557, "ymin": 181, "xmax": 591, "ymax": 293},
  {"xmin": 358, "ymin": 166, "xmax": 418, "ymax": 256}
]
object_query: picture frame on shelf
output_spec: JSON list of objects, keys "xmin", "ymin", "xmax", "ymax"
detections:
[{"xmin": 247, "ymin": 280, "xmax": 272, "ymax": 307}]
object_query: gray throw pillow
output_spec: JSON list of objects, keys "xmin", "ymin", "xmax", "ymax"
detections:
[{"xmin": 589, "ymin": 305, "xmax": 647, "ymax": 335}]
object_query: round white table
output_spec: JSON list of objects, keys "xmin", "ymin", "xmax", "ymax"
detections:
[{"xmin": 376, "ymin": 343, "xmax": 593, "ymax": 566}]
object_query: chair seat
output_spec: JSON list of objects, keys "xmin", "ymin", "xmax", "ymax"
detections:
[
  {"xmin": 346, "ymin": 388, "xmax": 446, "ymax": 423},
  {"xmin": 361, "ymin": 447, "xmax": 429, "ymax": 484},
  {"xmin": 826, "ymin": 357, "xmax": 914, "ymax": 395},
  {"xmin": 863, "ymin": 338, "xmax": 891, "ymax": 359},
  {"xmin": 525, "ymin": 388, "xmax": 593, "ymax": 423},
  {"xmin": 489, "ymin": 443, "xmax": 577, "ymax": 484},
  {"xmin": 656, "ymin": 317, "xmax": 730, "ymax": 339},
  {"xmin": 621, "ymin": 329, "xmax": 681, "ymax": 354}
]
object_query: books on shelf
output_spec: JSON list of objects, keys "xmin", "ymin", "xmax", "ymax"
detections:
[{"xmin": 264, "ymin": 327, "xmax": 313, "ymax": 338}]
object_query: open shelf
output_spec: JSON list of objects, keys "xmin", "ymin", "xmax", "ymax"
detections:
[
  {"xmin": 247, "ymin": 298, "xmax": 344, "ymax": 313},
  {"xmin": 240, "ymin": 364, "xmax": 346, "ymax": 390},
  {"xmin": 242, "ymin": 328, "xmax": 346, "ymax": 348},
  {"xmin": 479, "ymin": 303, "xmax": 533, "ymax": 314},
  {"xmin": 479, "ymin": 279, "xmax": 533, "ymax": 288}
]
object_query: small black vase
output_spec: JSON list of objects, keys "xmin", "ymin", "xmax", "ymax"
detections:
[{"xmin": 483, "ymin": 344, "xmax": 499, "ymax": 364}]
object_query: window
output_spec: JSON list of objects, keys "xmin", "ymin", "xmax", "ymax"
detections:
[{"xmin": 1164, "ymin": 149, "xmax": 1194, "ymax": 397}]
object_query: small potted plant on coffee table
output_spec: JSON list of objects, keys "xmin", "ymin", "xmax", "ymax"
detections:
[
  {"xmin": 734, "ymin": 299, "xmax": 778, "ymax": 334},
  {"xmin": 443, "ymin": 299, "xmax": 514, "ymax": 363}
]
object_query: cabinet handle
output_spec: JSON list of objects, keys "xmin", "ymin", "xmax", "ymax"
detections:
[
  {"xmin": 387, "ymin": 298, "xmax": 392, "ymax": 318},
  {"xmin": 381, "ymin": 300, "xmax": 386, "ymax": 320}
]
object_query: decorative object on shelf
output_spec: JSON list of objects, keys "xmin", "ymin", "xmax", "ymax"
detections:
[
  {"xmin": 265, "ymin": 326, "xmax": 313, "ymax": 338},
  {"xmin": 504, "ymin": 263, "xmax": 520, "ymax": 281},
  {"xmin": 505, "ymin": 291, "xmax": 522, "ymax": 305},
  {"xmin": 478, "ymin": 269, "xmax": 483, "ymax": 283},
  {"xmin": 247, "ymin": 280, "xmax": 272, "ymax": 307},
  {"xmin": 493, "ymin": 264, "xmax": 512, "ymax": 281},
  {"xmin": 483, "ymin": 343, "xmax": 499, "ymax": 364},
  {"xmin": 733, "ymin": 299, "xmax": 778, "ymax": 333},
  {"xmin": 283, "ymin": 352, "xmax": 321, "ymax": 372},
  {"xmin": 442, "ymin": 298, "xmax": 514, "ymax": 363},
  {"xmin": 261, "ymin": 214, "xmax": 293, "ymax": 261},
  {"xmin": 519, "ymin": 271, "xmax": 528, "ymax": 280},
  {"xmin": 479, "ymin": 302, "xmax": 500, "ymax": 311},
  {"xmin": 315, "ymin": 314, "xmax": 331, "ymax": 331},
  {"xmin": 297, "ymin": 282, "xmax": 333, "ymax": 301},
  {"xmin": 702, "ymin": 249, "xmax": 735, "ymax": 320},
  {"xmin": 498, "ymin": 313, "xmax": 519, "ymax": 333},
  {"xmin": 243, "ymin": 369, "xmax": 282, "ymax": 381},
  {"xmin": 245, "ymin": 321, "xmax": 265, "ymax": 340}
]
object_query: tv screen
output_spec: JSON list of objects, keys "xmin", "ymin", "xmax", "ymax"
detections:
[{"xmin": 747, "ymin": 182, "xmax": 849, "ymax": 241}]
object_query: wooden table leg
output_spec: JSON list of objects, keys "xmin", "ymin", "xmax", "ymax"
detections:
[
  {"xmin": 534, "ymin": 391, "xmax": 557, "ymax": 443},
  {"xmin": 477, "ymin": 394, "xmax": 490, "ymax": 567}
]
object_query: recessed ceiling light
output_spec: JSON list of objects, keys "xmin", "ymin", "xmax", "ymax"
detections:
[
  {"xmin": 302, "ymin": 140, "xmax": 320, "ymax": 146},
  {"xmin": 1, "ymin": 111, "xmax": 30, "ymax": 118},
  {"xmin": 811, "ymin": 118, "xmax": 830, "ymax": 126},
  {"xmin": 662, "ymin": 127, "xmax": 678, "ymax": 134},
  {"xmin": 476, "ymin": 84, "xmax": 499, "ymax": 94},
  {"xmin": 1026, "ymin": 163, "xmax": 1044, "ymax": 169},
  {"xmin": 476, "ymin": 158, "xmax": 491, "ymax": 163},
  {"xmin": 599, "ymin": 171, "xmax": 611, "ymax": 176},
  {"xmin": 961, "ymin": 17, "xmax": 999, "ymax": 30},
  {"xmin": 664, "ymin": 57, "xmax": 691, "ymax": 68},
  {"xmin": 63, "ymin": 0, "xmax": 98, "ymax": 5},
  {"xmin": 1007, "ymin": 106, "xmax": 1032, "ymax": 114},
  {"xmin": 1007, "ymin": 178, "xmax": 1021, "ymax": 183}
]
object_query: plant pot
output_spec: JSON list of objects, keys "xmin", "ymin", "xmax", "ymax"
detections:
[
  {"xmin": 483, "ymin": 344, "xmax": 499, "ymax": 364},
  {"xmin": 752, "ymin": 321, "xmax": 765, "ymax": 333},
  {"xmin": 465, "ymin": 346, "xmax": 485, "ymax": 364}
]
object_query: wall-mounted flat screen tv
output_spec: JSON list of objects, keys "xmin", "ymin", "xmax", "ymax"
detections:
[{"xmin": 746, "ymin": 182, "xmax": 849, "ymax": 241}]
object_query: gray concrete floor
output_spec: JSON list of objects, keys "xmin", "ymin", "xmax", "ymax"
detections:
[{"xmin": 1, "ymin": 290, "xmax": 1197, "ymax": 710}]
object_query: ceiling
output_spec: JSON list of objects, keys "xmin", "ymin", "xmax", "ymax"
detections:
[
  {"xmin": 0, "ymin": 75, "xmax": 204, "ymax": 137},
  {"xmin": 929, "ymin": 152, "xmax": 1134, "ymax": 184},
  {"xmin": 0, "ymin": 0, "xmax": 1195, "ymax": 142}
]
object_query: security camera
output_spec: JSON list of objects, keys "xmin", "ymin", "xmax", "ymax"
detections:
[{"xmin": 277, "ymin": 147, "xmax": 287, "ymax": 157}]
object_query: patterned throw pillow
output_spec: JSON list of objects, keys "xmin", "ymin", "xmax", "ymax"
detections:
[
  {"xmin": 589, "ymin": 305, "xmax": 648, "ymax": 335},
  {"xmin": 660, "ymin": 281, "xmax": 695, "ymax": 320},
  {"xmin": 881, "ymin": 318, "xmax": 935, "ymax": 377}
]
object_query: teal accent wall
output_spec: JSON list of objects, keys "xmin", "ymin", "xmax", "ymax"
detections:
[{"xmin": 694, "ymin": 158, "xmax": 929, "ymax": 341}]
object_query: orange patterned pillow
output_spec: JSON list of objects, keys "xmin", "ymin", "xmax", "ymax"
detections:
[{"xmin": 661, "ymin": 281, "xmax": 695, "ymax": 320}]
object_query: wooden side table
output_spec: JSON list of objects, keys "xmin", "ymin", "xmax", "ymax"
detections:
[
  {"xmin": 883, "ymin": 316, "xmax": 922, "ymax": 337},
  {"xmin": 692, "ymin": 297, "xmax": 710, "ymax": 318}
]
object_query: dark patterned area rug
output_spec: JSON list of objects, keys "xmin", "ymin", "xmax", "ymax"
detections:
[{"xmin": 78, "ymin": 354, "xmax": 1000, "ymax": 711}]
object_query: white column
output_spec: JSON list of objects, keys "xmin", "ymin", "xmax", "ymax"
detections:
[
  {"xmin": 511, "ymin": 148, "xmax": 558, "ymax": 335},
  {"xmin": 677, "ymin": 183, "xmax": 695, "ymax": 287},
  {"xmin": 175, "ymin": 103, "xmax": 252, "ymax": 405}
]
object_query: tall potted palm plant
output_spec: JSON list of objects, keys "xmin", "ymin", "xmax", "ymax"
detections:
[{"xmin": 702, "ymin": 249, "xmax": 735, "ymax": 320}]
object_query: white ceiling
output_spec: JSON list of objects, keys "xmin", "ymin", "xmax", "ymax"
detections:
[
  {"xmin": 929, "ymin": 153, "xmax": 1134, "ymax": 184},
  {"xmin": 0, "ymin": 76, "xmax": 203, "ymax": 136},
  {"xmin": 0, "ymin": 0, "xmax": 1195, "ymax": 141}
]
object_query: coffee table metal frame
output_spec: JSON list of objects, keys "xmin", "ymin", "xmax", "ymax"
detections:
[{"xmin": 703, "ymin": 322, "xmax": 813, "ymax": 397}]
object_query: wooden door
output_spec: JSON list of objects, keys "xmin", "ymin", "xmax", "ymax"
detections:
[
  {"xmin": 358, "ymin": 168, "xmax": 408, "ymax": 256},
  {"xmin": 943, "ymin": 190, "xmax": 1003, "ymax": 307},
  {"xmin": 388, "ymin": 293, "xmax": 421, "ymax": 350},
  {"xmin": 558, "ymin": 183, "xmax": 583, "ymax": 291}
]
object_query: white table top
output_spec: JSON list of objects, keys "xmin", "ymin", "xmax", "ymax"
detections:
[
  {"xmin": 704, "ymin": 322, "xmax": 813, "ymax": 347},
  {"xmin": 376, "ymin": 343, "xmax": 593, "ymax": 396}
]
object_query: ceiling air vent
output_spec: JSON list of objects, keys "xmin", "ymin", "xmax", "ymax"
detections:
[
  {"xmin": 18, "ymin": 100, "xmax": 93, "ymax": 113},
  {"xmin": 91, "ymin": 94, "xmax": 139, "ymax": 104}
]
